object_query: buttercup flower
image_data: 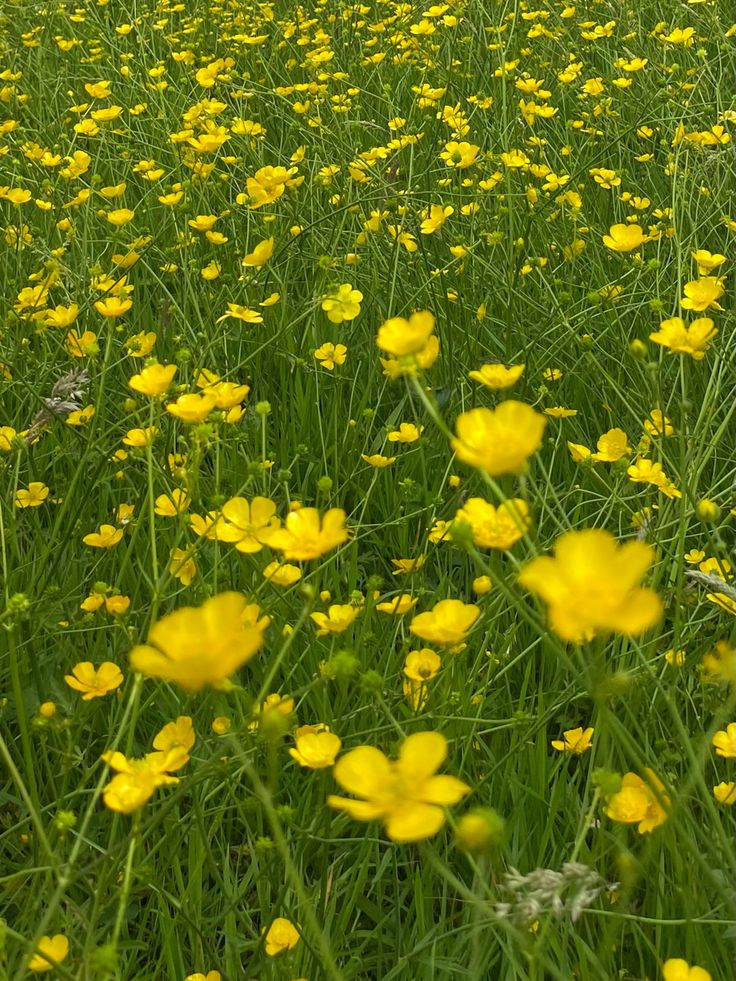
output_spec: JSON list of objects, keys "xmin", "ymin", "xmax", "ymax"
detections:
[
  {"xmin": 263, "ymin": 917, "xmax": 300, "ymax": 956},
  {"xmin": 328, "ymin": 731, "xmax": 470, "ymax": 841},
  {"xmin": 649, "ymin": 317, "xmax": 717, "ymax": 359},
  {"xmin": 321, "ymin": 283, "xmax": 363, "ymax": 323},
  {"xmin": 605, "ymin": 769, "xmax": 669, "ymax": 833},
  {"xmin": 129, "ymin": 592, "xmax": 269, "ymax": 691},
  {"xmin": 712, "ymin": 723, "xmax": 736, "ymax": 758},
  {"xmin": 518, "ymin": 529, "xmax": 662, "ymax": 642},
  {"xmin": 454, "ymin": 498, "xmax": 531, "ymax": 550},
  {"xmin": 268, "ymin": 508, "xmax": 349, "ymax": 560},
  {"xmin": 662, "ymin": 960, "xmax": 711, "ymax": 981},
  {"xmin": 409, "ymin": 599, "xmax": 480, "ymax": 647},
  {"xmin": 64, "ymin": 662, "xmax": 124, "ymax": 699},
  {"xmin": 28, "ymin": 935, "xmax": 69, "ymax": 973},
  {"xmin": 551, "ymin": 727, "xmax": 594, "ymax": 754},
  {"xmin": 452, "ymin": 402, "xmax": 546, "ymax": 476},
  {"xmin": 290, "ymin": 725, "xmax": 342, "ymax": 768}
]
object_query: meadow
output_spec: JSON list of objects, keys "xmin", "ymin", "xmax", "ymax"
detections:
[{"xmin": 0, "ymin": 0, "xmax": 735, "ymax": 978}]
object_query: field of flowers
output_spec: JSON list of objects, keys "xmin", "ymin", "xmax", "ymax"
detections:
[{"xmin": 0, "ymin": 0, "xmax": 734, "ymax": 977}]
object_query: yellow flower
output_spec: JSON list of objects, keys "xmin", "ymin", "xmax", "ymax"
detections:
[
  {"xmin": 28, "ymin": 935, "xmax": 69, "ymax": 973},
  {"xmin": 468, "ymin": 363, "xmax": 525, "ymax": 389},
  {"xmin": 440, "ymin": 140, "xmax": 480, "ymax": 168},
  {"xmin": 391, "ymin": 556, "xmax": 426, "ymax": 574},
  {"xmin": 662, "ymin": 960, "xmax": 711, "ymax": 981},
  {"xmin": 518, "ymin": 529, "xmax": 662, "ymax": 643},
  {"xmin": 268, "ymin": 507, "xmax": 349, "ymax": 560},
  {"xmin": 679, "ymin": 277, "xmax": 725, "ymax": 312},
  {"xmin": 263, "ymin": 917, "xmax": 300, "ymax": 956},
  {"xmin": 290, "ymin": 725, "xmax": 342, "ymax": 768},
  {"xmin": 185, "ymin": 973, "xmax": 221, "ymax": 981},
  {"xmin": 169, "ymin": 547, "xmax": 197, "ymax": 586},
  {"xmin": 713, "ymin": 782, "xmax": 736, "ymax": 805},
  {"xmin": 166, "ymin": 392, "xmax": 217, "ymax": 423},
  {"xmin": 262, "ymin": 561, "xmax": 302, "ymax": 586},
  {"xmin": 404, "ymin": 648, "xmax": 442, "ymax": 682},
  {"xmin": 454, "ymin": 498, "xmax": 531, "ymax": 550},
  {"xmin": 105, "ymin": 207, "xmax": 135, "ymax": 226},
  {"xmin": 452, "ymin": 402, "xmax": 546, "ymax": 476},
  {"xmin": 387, "ymin": 423, "xmax": 423, "ymax": 443},
  {"xmin": 212, "ymin": 496, "xmax": 280, "ymax": 552},
  {"xmin": 216, "ymin": 303, "xmax": 264, "ymax": 324},
  {"xmin": 321, "ymin": 283, "xmax": 363, "ymax": 323},
  {"xmin": 15, "ymin": 481, "xmax": 49, "ymax": 508},
  {"xmin": 591, "ymin": 428, "xmax": 631, "ymax": 462},
  {"xmin": 314, "ymin": 342, "xmax": 347, "ymax": 369},
  {"xmin": 551, "ymin": 726, "xmax": 594, "ymax": 754},
  {"xmin": 129, "ymin": 592, "xmax": 269, "ymax": 692},
  {"xmin": 128, "ymin": 363, "xmax": 177, "ymax": 396},
  {"xmin": 702, "ymin": 640, "xmax": 736, "ymax": 684},
  {"xmin": 644, "ymin": 410, "xmax": 674, "ymax": 437},
  {"xmin": 125, "ymin": 331, "xmax": 157, "ymax": 357},
  {"xmin": 94, "ymin": 296, "xmax": 133, "ymax": 317},
  {"xmin": 376, "ymin": 310, "xmax": 435, "ymax": 357},
  {"xmin": 568, "ymin": 441, "xmax": 592, "ymax": 463},
  {"xmin": 627, "ymin": 459, "xmax": 681, "ymax": 497},
  {"xmin": 409, "ymin": 599, "xmax": 480, "ymax": 647},
  {"xmin": 310, "ymin": 604, "xmax": 360, "ymax": 636},
  {"xmin": 361, "ymin": 453, "xmax": 396, "ymax": 468},
  {"xmin": 45, "ymin": 303, "xmax": 79, "ymax": 328},
  {"xmin": 154, "ymin": 489, "xmax": 190, "ymax": 516},
  {"xmin": 83, "ymin": 524, "xmax": 124, "ymax": 548},
  {"xmin": 605, "ymin": 769, "xmax": 670, "ymax": 833},
  {"xmin": 328, "ymin": 731, "xmax": 470, "ymax": 842},
  {"xmin": 691, "ymin": 249, "xmax": 726, "ymax": 276},
  {"xmin": 544, "ymin": 406, "xmax": 577, "ymax": 419},
  {"xmin": 420, "ymin": 204, "xmax": 454, "ymax": 234},
  {"xmin": 649, "ymin": 317, "xmax": 717, "ymax": 359},
  {"xmin": 242, "ymin": 236, "xmax": 274, "ymax": 268},
  {"xmin": 64, "ymin": 661, "xmax": 124, "ymax": 699},
  {"xmin": 602, "ymin": 223, "xmax": 646, "ymax": 251},
  {"xmin": 123, "ymin": 426, "xmax": 157, "ymax": 447},
  {"xmin": 712, "ymin": 722, "xmax": 736, "ymax": 758},
  {"xmin": 375, "ymin": 593, "xmax": 418, "ymax": 614}
]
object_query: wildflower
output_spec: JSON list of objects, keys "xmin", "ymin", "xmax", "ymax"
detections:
[
  {"xmin": 644, "ymin": 410, "xmax": 674, "ymax": 437},
  {"xmin": 28, "ymin": 935, "xmax": 69, "ymax": 973},
  {"xmin": 387, "ymin": 423, "xmax": 423, "ymax": 443},
  {"xmin": 125, "ymin": 331, "xmax": 156, "ymax": 357},
  {"xmin": 627, "ymin": 459, "xmax": 681, "ymax": 498},
  {"xmin": 452, "ymin": 402, "xmax": 546, "ymax": 476},
  {"xmin": 665, "ymin": 648, "xmax": 686, "ymax": 667},
  {"xmin": 242, "ymin": 236, "xmax": 274, "ymax": 268},
  {"xmin": 290, "ymin": 725, "xmax": 342, "ymax": 768},
  {"xmin": 128, "ymin": 363, "xmax": 177, "ymax": 396},
  {"xmin": 168, "ymin": 547, "xmax": 196, "ymax": 586},
  {"xmin": 404, "ymin": 648, "xmax": 442, "ymax": 683},
  {"xmin": 391, "ymin": 556, "xmax": 426, "ymax": 574},
  {"xmin": 605, "ymin": 769, "xmax": 669, "ymax": 833},
  {"xmin": 440, "ymin": 141, "xmax": 480, "ymax": 168},
  {"xmin": 94, "ymin": 296, "xmax": 133, "ymax": 318},
  {"xmin": 314, "ymin": 342, "xmax": 347, "ymax": 369},
  {"xmin": 454, "ymin": 498, "xmax": 531, "ymax": 550},
  {"xmin": 712, "ymin": 723, "xmax": 736, "ymax": 758},
  {"xmin": 679, "ymin": 278, "xmax": 725, "ymax": 312},
  {"xmin": 321, "ymin": 283, "xmax": 363, "ymax": 323},
  {"xmin": 263, "ymin": 561, "xmax": 302, "ymax": 587},
  {"xmin": 568, "ymin": 442, "xmax": 592, "ymax": 463},
  {"xmin": 123, "ymin": 427, "xmax": 157, "ymax": 447},
  {"xmin": 83, "ymin": 524, "xmax": 124, "ymax": 548},
  {"xmin": 591, "ymin": 429, "xmax": 631, "ymax": 462},
  {"xmin": 263, "ymin": 918, "xmax": 300, "ymax": 956},
  {"xmin": 166, "ymin": 392, "xmax": 217, "ymax": 423},
  {"xmin": 649, "ymin": 317, "xmax": 717, "ymax": 359},
  {"xmin": 102, "ymin": 750, "xmax": 182, "ymax": 814},
  {"xmin": 544, "ymin": 407, "xmax": 577, "ymax": 419},
  {"xmin": 602, "ymin": 223, "xmax": 646, "ymax": 251},
  {"xmin": 328, "ymin": 731, "xmax": 470, "ymax": 842},
  {"xmin": 518, "ymin": 529, "xmax": 662, "ymax": 642},
  {"xmin": 64, "ymin": 662, "xmax": 124, "ymax": 699},
  {"xmin": 551, "ymin": 727, "xmax": 594, "ymax": 754},
  {"xmin": 713, "ymin": 782, "xmax": 736, "ymax": 805},
  {"xmin": 268, "ymin": 507, "xmax": 349, "ymax": 560},
  {"xmin": 420, "ymin": 204, "xmax": 454, "ymax": 234},
  {"xmin": 410, "ymin": 599, "xmax": 480, "ymax": 648},
  {"xmin": 662, "ymin": 960, "xmax": 712, "ymax": 981},
  {"xmin": 310, "ymin": 604, "xmax": 360, "ymax": 636},
  {"xmin": 251, "ymin": 693, "xmax": 294, "ymax": 732},
  {"xmin": 468, "ymin": 363, "xmax": 525, "ymax": 389},
  {"xmin": 154, "ymin": 489, "xmax": 190, "ymax": 516},
  {"xmin": 212, "ymin": 497, "xmax": 280, "ymax": 552},
  {"xmin": 692, "ymin": 250, "xmax": 726, "ymax": 276},
  {"xmin": 129, "ymin": 592, "xmax": 268, "ymax": 692},
  {"xmin": 376, "ymin": 310, "xmax": 435, "ymax": 357},
  {"xmin": 472, "ymin": 575, "xmax": 493, "ymax": 595},
  {"xmin": 15, "ymin": 482, "xmax": 49, "ymax": 508},
  {"xmin": 185, "ymin": 973, "xmax": 221, "ymax": 981},
  {"xmin": 376, "ymin": 594, "xmax": 418, "ymax": 614},
  {"xmin": 216, "ymin": 303, "xmax": 263, "ymax": 324}
]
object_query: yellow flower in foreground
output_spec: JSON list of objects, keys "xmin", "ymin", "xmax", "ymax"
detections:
[
  {"xmin": 242, "ymin": 236, "xmax": 274, "ymax": 268},
  {"xmin": 129, "ymin": 363, "xmax": 177, "ymax": 396},
  {"xmin": 263, "ymin": 917, "xmax": 300, "ymax": 956},
  {"xmin": 455, "ymin": 498, "xmax": 531, "ymax": 550},
  {"xmin": 262, "ymin": 561, "xmax": 302, "ymax": 586},
  {"xmin": 410, "ymin": 599, "xmax": 480, "ymax": 647},
  {"xmin": 602, "ymin": 222, "xmax": 646, "ymax": 251},
  {"xmin": 649, "ymin": 317, "xmax": 717, "ymax": 359},
  {"xmin": 361, "ymin": 453, "xmax": 396, "ymax": 468},
  {"xmin": 468, "ymin": 362, "xmax": 525, "ymax": 389},
  {"xmin": 129, "ymin": 592, "xmax": 268, "ymax": 691},
  {"xmin": 551, "ymin": 727, "xmax": 594, "ymax": 754},
  {"xmin": 166, "ymin": 392, "xmax": 217, "ymax": 423},
  {"xmin": 314, "ymin": 342, "xmax": 347, "ymax": 369},
  {"xmin": 268, "ymin": 507, "xmax": 349, "ymax": 560},
  {"xmin": 712, "ymin": 722, "xmax": 736, "ymax": 758},
  {"xmin": 321, "ymin": 283, "xmax": 363, "ymax": 323},
  {"xmin": 328, "ymin": 731, "xmax": 470, "ymax": 842},
  {"xmin": 64, "ymin": 662, "xmax": 124, "ymax": 699},
  {"xmin": 290, "ymin": 725, "xmax": 342, "ymax": 768},
  {"xmin": 662, "ymin": 959, "xmax": 712, "ymax": 981},
  {"xmin": 452, "ymin": 402, "xmax": 546, "ymax": 476},
  {"xmin": 679, "ymin": 277, "xmax": 724, "ymax": 312},
  {"xmin": 15, "ymin": 481, "xmax": 49, "ymax": 508},
  {"xmin": 212, "ymin": 496, "xmax": 280, "ymax": 552},
  {"xmin": 376, "ymin": 310, "xmax": 435, "ymax": 357},
  {"xmin": 605, "ymin": 769, "xmax": 669, "ymax": 833},
  {"xmin": 28, "ymin": 934, "xmax": 69, "ymax": 973},
  {"xmin": 591, "ymin": 428, "xmax": 631, "ymax": 462},
  {"xmin": 518, "ymin": 529, "xmax": 662, "ymax": 643}
]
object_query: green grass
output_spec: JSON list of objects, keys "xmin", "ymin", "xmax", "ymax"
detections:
[{"xmin": 0, "ymin": 0, "xmax": 735, "ymax": 978}]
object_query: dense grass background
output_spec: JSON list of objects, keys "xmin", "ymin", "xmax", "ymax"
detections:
[{"xmin": 1, "ymin": 0, "xmax": 735, "ymax": 977}]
